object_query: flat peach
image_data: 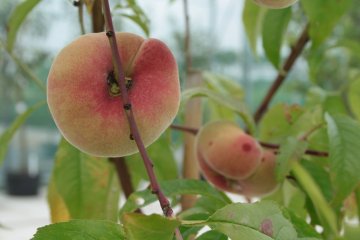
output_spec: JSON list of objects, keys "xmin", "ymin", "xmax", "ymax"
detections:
[
  {"xmin": 47, "ymin": 32, "xmax": 180, "ymax": 157},
  {"xmin": 196, "ymin": 121, "xmax": 262, "ymax": 180}
]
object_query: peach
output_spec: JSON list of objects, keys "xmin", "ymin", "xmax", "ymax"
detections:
[
  {"xmin": 197, "ymin": 151, "xmax": 237, "ymax": 193},
  {"xmin": 196, "ymin": 121, "xmax": 262, "ymax": 180},
  {"xmin": 253, "ymin": 0, "xmax": 298, "ymax": 9},
  {"xmin": 237, "ymin": 150, "xmax": 279, "ymax": 197},
  {"xmin": 47, "ymin": 32, "xmax": 180, "ymax": 157}
]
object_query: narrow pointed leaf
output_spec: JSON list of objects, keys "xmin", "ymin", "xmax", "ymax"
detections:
[
  {"xmin": 348, "ymin": 78, "xmax": 360, "ymax": 120},
  {"xmin": 53, "ymin": 139, "xmax": 120, "ymax": 221},
  {"xmin": 183, "ymin": 201, "xmax": 299, "ymax": 240},
  {"xmin": 119, "ymin": 179, "xmax": 231, "ymax": 216},
  {"xmin": 292, "ymin": 161, "xmax": 338, "ymax": 235},
  {"xmin": 325, "ymin": 114, "xmax": 360, "ymax": 208},
  {"xmin": 276, "ymin": 137, "xmax": 308, "ymax": 181},
  {"xmin": 122, "ymin": 214, "xmax": 180, "ymax": 240},
  {"xmin": 301, "ymin": 0, "xmax": 352, "ymax": 49},
  {"xmin": 242, "ymin": 0, "xmax": 267, "ymax": 54},
  {"xmin": 0, "ymin": 100, "xmax": 45, "ymax": 166},
  {"xmin": 262, "ymin": 8, "xmax": 291, "ymax": 68},
  {"xmin": 182, "ymin": 87, "xmax": 255, "ymax": 133},
  {"xmin": 32, "ymin": 220, "xmax": 125, "ymax": 240},
  {"xmin": 6, "ymin": 0, "xmax": 42, "ymax": 52}
]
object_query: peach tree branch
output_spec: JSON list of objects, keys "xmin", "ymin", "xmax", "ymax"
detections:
[
  {"xmin": 101, "ymin": 1, "xmax": 183, "ymax": 239},
  {"xmin": 253, "ymin": 24, "xmax": 310, "ymax": 123}
]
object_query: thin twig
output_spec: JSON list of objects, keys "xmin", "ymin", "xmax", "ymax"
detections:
[
  {"xmin": 170, "ymin": 124, "xmax": 328, "ymax": 157},
  {"xmin": 109, "ymin": 157, "xmax": 135, "ymax": 199},
  {"xmin": 254, "ymin": 24, "xmax": 310, "ymax": 123},
  {"xmin": 171, "ymin": 124, "xmax": 198, "ymax": 135},
  {"xmin": 109, "ymin": 157, "xmax": 142, "ymax": 214},
  {"xmin": 259, "ymin": 141, "xmax": 328, "ymax": 157},
  {"xmin": 101, "ymin": 1, "xmax": 182, "ymax": 239}
]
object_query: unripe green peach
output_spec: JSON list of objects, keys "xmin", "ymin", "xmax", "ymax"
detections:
[
  {"xmin": 237, "ymin": 150, "xmax": 279, "ymax": 197},
  {"xmin": 196, "ymin": 121, "xmax": 262, "ymax": 180},
  {"xmin": 253, "ymin": 0, "xmax": 298, "ymax": 9},
  {"xmin": 47, "ymin": 32, "xmax": 180, "ymax": 157}
]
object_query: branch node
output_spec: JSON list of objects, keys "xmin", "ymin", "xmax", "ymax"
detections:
[
  {"xmin": 125, "ymin": 78, "xmax": 133, "ymax": 90},
  {"xmin": 73, "ymin": 0, "xmax": 81, "ymax": 7},
  {"xmin": 106, "ymin": 30, "xmax": 114, "ymax": 37},
  {"xmin": 129, "ymin": 134, "xmax": 134, "ymax": 140},
  {"xmin": 123, "ymin": 103, "xmax": 132, "ymax": 110},
  {"xmin": 162, "ymin": 204, "xmax": 172, "ymax": 216}
]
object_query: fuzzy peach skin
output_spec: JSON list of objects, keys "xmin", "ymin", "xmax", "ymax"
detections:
[
  {"xmin": 47, "ymin": 32, "xmax": 180, "ymax": 157},
  {"xmin": 237, "ymin": 150, "xmax": 279, "ymax": 197},
  {"xmin": 197, "ymin": 151, "xmax": 242, "ymax": 193},
  {"xmin": 196, "ymin": 121, "xmax": 262, "ymax": 180},
  {"xmin": 254, "ymin": 0, "xmax": 298, "ymax": 9}
]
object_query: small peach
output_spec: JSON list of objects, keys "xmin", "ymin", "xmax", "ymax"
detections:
[
  {"xmin": 47, "ymin": 32, "xmax": 180, "ymax": 157},
  {"xmin": 197, "ymin": 151, "xmax": 242, "ymax": 193},
  {"xmin": 237, "ymin": 150, "xmax": 279, "ymax": 197},
  {"xmin": 196, "ymin": 121, "xmax": 262, "ymax": 180}
]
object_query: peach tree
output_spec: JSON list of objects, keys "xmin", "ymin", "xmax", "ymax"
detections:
[{"xmin": 1, "ymin": 0, "xmax": 360, "ymax": 239}]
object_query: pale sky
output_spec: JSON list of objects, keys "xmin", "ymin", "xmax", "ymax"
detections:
[{"xmin": 37, "ymin": 0, "xmax": 246, "ymax": 55}]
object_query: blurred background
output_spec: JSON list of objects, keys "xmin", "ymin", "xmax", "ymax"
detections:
[{"xmin": 0, "ymin": 0, "xmax": 358, "ymax": 239}]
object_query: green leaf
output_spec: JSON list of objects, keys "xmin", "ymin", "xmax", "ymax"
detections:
[
  {"xmin": 259, "ymin": 104, "xmax": 304, "ymax": 142},
  {"xmin": 355, "ymin": 185, "xmax": 360, "ymax": 220},
  {"xmin": 119, "ymin": 179, "xmax": 231, "ymax": 216},
  {"xmin": 325, "ymin": 114, "xmax": 360, "ymax": 208},
  {"xmin": 0, "ymin": 100, "xmax": 45, "ymax": 166},
  {"xmin": 53, "ymin": 139, "xmax": 120, "ymax": 221},
  {"xmin": 196, "ymin": 230, "xmax": 228, "ymax": 240},
  {"xmin": 292, "ymin": 161, "xmax": 338, "ymax": 235},
  {"xmin": 203, "ymin": 71, "xmax": 244, "ymax": 100},
  {"xmin": 336, "ymin": 39, "xmax": 360, "ymax": 62},
  {"xmin": 306, "ymin": 87, "xmax": 347, "ymax": 115},
  {"xmin": 301, "ymin": 160, "xmax": 332, "ymax": 202},
  {"xmin": 183, "ymin": 201, "xmax": 298, "ymax": 240},
  {"xmin": 122, "ymin": 214, "xmax": 180, "ymax": 240},
  {"xmin": 348, "ymin": 77, "xmax": 360, "ymax": 120},
  {"xmin": 126, "ymin": 134, "xmax": 178, "ymax": 188},
  {"xmin": 323, "ymin": 94, "xmax": 347, "ymax": 115},
  {"xmin": 32, "ymin": 220, "xmax": 125, "ymax": 240},
  {"xmin": 6, "ymin": 0, "xmax": 42, "ymax": 52},
  {"xmin": 120, "ymin": 13, "xmax": 149, "ymax": 37},
  {"xmin": 343, "ymin": 223, "xmax": 360, "ymax": 240},
  {"xmin": 206, "ymin": 100, "xmax": 238, "ymax": 122},
  {"xmin": 280, "ymin": 180, "xmax": 307, "ymax": 219},
  {"xmin": 182, "ymin": 87, "xmax": 255, "ymax": 133},
  {"xmin": 262, "ymin": 8, "xmax": 291, "ymax": 68},
  {"xmin": 301, "ymin": 0, "xmax": 352, "ymax": 49},
  {"xmin": 114, "ymin": 0, "xmax": 150, "ymax": 37},
  {"xmin": 287, "ymin": 210, "xmax": 322, "ymax": 239},
  {"xmin": 47, "ymin": 177, "xmax": 70, "ymax": 223},
  {"xmin": 276, "ymin": 137, "xmax": 308, "ymax": 181},
  {"xmin": 242, "ymin": 0, "xmax": 267, "ymax": 54}
]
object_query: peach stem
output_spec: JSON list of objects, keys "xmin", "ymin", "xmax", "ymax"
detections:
[{"xmin": 101, "ymin": 1, "xmax": 182, "ymax": 239}]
